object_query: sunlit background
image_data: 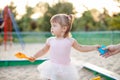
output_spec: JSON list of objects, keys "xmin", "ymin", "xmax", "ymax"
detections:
[
  {"xmin": 0, "ymin": 0, "xmax": 120, "ymax": 31},
  {"xmin": 0, "ymin": 0, "xmax": 120, "ymax": 19}
]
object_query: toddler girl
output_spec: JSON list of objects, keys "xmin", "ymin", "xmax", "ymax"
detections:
[{"xmin": 29, "ymin": 14, "xmax": 100, "ymax": 80}]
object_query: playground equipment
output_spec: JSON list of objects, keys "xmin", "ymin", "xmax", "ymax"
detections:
[
  {"xmin": 0, "ymin": 59, "xmax": 46, "ymax": 67},
  {"xmin": 83, "ymin": 63, "xmax": 120, "ymax": 80},
  {"xmin": 0, "ymin": 6, "xmax": 24, "ymax": 50},
  {"xmin": 0, "ymin": 6, "xmax": 45, "ymax": 67}
]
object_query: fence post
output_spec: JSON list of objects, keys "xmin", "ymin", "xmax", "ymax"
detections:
[{"xmin": 111, "ymin": 31, "xmax": 113, "ymax": 44}]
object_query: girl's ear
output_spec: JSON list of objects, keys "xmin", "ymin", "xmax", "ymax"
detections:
[{"xmin": 62, "ymin": 26, "xmax": 67, "ymax": 32}]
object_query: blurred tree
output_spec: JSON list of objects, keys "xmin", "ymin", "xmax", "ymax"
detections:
[
  {"xmin": 30, "ymin": 21, "xmax": 37, "ymax": 30},
  {"xmin": 17, "ymin": 5, "xmax": 33, "ymax": 31},
  {"xmin": 39, "ymin": 2, "xmax": 75, "ymax": 31},
  {"xmin": 73, "ymin": 11, "xmax": 96, "ymax": 31},
  {"xmin": 108, "ymin": 13, "xmax": 120, "ymax": 30},
  {"xmin": 98, "ymin": 8, "xmax": 110, "ymax": 31},
  {"xmin": 9, "ymin": 2, "xmax": 17, "ymax": 18},
  {"xmin": 35, "ymin": 2, "xmax": 49, "ymax": 31},
  {"xmin": 73, "ymin": 8, "xmax": 120, "ymax": 31},
  {"xmin": 35, "ymin": 2, "xmax": 49, "ymax": 17},
  {"xmin": 114, "ymin": 0, "xmax": 120, "ymax": 2},
  {"xmin": 5, "ymin": 1, "xmax": 119, "ymax": 32}
]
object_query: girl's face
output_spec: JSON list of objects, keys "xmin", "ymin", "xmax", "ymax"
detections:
[{"xmin": 51, "ymin": 22, "xmax": 65, "ymax": 37}]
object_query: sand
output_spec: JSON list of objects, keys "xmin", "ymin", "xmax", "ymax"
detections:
[{"xmin": 0, "ymin": 43, "xmax": 120, "ymax": 80}]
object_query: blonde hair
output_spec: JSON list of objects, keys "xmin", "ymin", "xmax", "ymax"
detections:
[{"xmin": 50, "ymin": 14, "xmax": 74, "ymax": 38}]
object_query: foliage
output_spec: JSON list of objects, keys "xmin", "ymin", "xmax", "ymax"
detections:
[
  {"xmin": 8, "ymin": 2, "xmax": 17, "ymax": 19},
  {"xmin": 40, "ymin": 2, "xmax": 75, "ymax": 31},
  {"xmin": 17, "ymin": 6, "xmax": 33, "ymax": 31},
  {"xmin": 0, "ymin": 1, "xmax": 120, "ymax": 31},
  {"xmin": 73, "ymin": 11, "xmax": 95, "ymax": 31},
  {"xmin": 107, "ymin": 13, "xmax": 120, "ymax": 30}
]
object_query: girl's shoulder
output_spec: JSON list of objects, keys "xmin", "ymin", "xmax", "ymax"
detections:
[
  {"xmin": 47, "ymin": 37, "xmax": 55, "ymax": 41},
  {"xmin": 66, "ymin": 37, "xmax": 76, "ymax": 44},
  {"xmin": 67, "ymin": 37, "xmax": 75, "ymax": 41},
  {"xmin": 46, "ymin": 37, "xmax": 55, "ymax": 44}
]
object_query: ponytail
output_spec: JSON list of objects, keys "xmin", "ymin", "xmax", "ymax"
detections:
[{"xmin": 64, "ymin": 14, "xmax": 74, "ymax": 38}]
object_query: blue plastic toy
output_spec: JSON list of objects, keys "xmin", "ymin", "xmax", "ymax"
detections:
[{"xmin": 98, "ymin": 45, "xmax": 108, "ymax": 55}]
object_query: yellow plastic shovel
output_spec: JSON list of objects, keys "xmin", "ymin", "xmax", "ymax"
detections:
[{"xmin": 15, "ymin": 52, "xmax": 29, "ymax": 60}]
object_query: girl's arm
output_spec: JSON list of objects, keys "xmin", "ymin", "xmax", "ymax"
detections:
[
  {"xmin": 29, "ymin": 43, "xmax": 50, "ymax": 62},
  {"xmin": 72, "ymin": 39, "xmax": 100, "ymax": 52}
]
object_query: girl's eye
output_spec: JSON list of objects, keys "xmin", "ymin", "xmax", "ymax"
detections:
[{"xmin": 51, "ymin": 23, "xmax": 57, "ymax": 27}]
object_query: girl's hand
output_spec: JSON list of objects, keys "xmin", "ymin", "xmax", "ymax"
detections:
[
  {"xmin": 95, "ymin": 45, "xmax": 101, "ymax": 50},
  {"xmin": 28, "ymin": 57, "xmax": 36, "ymax": 62}
]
